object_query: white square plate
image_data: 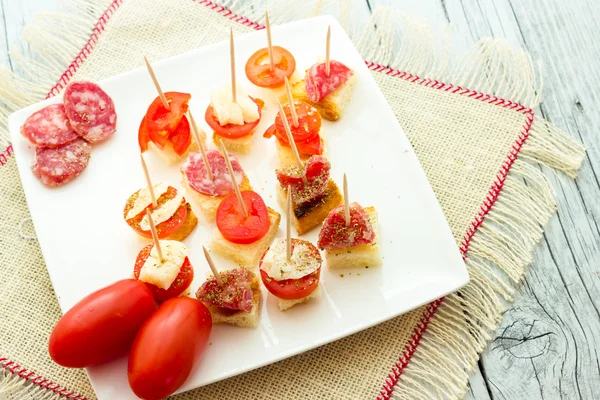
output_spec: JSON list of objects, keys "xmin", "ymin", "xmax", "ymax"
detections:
[{"xmin": 9, "ymin": 16, "xmax": 468, "ymax": 399}]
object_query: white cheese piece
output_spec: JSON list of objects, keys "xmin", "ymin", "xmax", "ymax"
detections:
[
  {"xmin": 126, "ymin": 182, "xmax": 169, "ymax": 220},
  {"xmin": 139, "ymin": 240, "xmax": 188, "ymax": 290},
  {"xmin": 139, "ymin": 194, "xmax": 184, "ymax": 231},
  {"xmin": 260, "ymin": 238, "xmax": 321, "ymax": 281},
  {"xmin": 210, "ymin": 85, "xmax": 259, "ymax": 126}
]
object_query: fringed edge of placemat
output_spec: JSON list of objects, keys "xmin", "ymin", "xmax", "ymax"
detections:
[{"xmin": 0, "ymin": 1, "xmax": 586, "ymax": 399}]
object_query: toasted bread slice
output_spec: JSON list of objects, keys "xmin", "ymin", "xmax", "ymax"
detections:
[
  {"xmin": 275, "ymin": 138, "xmax": 328, "ymax": 169},
  {"xmin": 204, "ymin": 273, "xmax": 261, "ymax": 328},
  {"xmin": 213, "ymin": 132, "xmax": 254, "ymax": 154},
  {"xmin": 289, "ymin": 74, "xmax": 356, "ymax": 121},
  {"xmin": 182, "ymin": 173, "xmax": 253, "ymax": 222},
  {"xmin": 276, "ymin": 180, "xmax": 343, "ymax": 235},
  {"xmin": 211, "ymin": 207, "xmax": 281, "ymax": 268},
  {"xmin": 325, "ymin": 206, "xmax": 382, "ymax": 269},
  {"xmin": 277, "ymin": 284, "xmax": 321, "ymax": 311},
  {"xmin": 162, "ymin": 203, "xmax": 198, "ymax": 241},
  {"xmin": 148, "ymin": 131, "xmax": 203, "ymax": 165}
]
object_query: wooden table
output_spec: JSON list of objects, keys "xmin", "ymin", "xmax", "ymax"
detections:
[{"xmin": 2, "ymin": 1, "xmax": 598, "ymax": 398}]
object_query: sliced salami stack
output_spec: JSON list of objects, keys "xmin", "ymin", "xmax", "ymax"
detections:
[{"xmin": 20, "ymin": 81, "xmax": 116, "ymax": 187}]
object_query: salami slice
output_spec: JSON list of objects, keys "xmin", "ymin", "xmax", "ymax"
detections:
[
  {"xmin": 317, "ymin": 203, "xmax": 375, "ymax": 250},
  {"xmin": 20, "ymin": 104, "xmax": 79, "ymax": 148},
  {"xmin": 305, "ymin": 60, "xmax": 354, "ymax": 103},
  {"xmin": 63, "ymin": 81, "xmax": 117, "ymax": 143},
  {"xmin": 182, "ymin": 149, "xmax": 244, "ymax": 197},
  {"xmin": 31, "ymin": 138, "xmax": 92, "ymax": 187}
]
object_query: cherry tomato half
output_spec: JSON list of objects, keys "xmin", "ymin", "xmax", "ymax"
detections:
[
  {"xmin": 134, "ymin": 244, "xmax": 194, "ymax": 302},
  {"xmin": 48, "ymin": 279, "xmax": 156, "ymax": 368},
  {"xmin": 216, "ymin": 191, "xmax": 270, "ymax": 244},
  {"xmin": 274, "ymin": 101, "xmax": 321, "ymax": 143},
  {"xmin": 128, "ymin": 297, "xmax": 212, "ymax": 400},
  {"xmin": 245, "ymin": 46, "xmax": 296, "ymax": 88}
]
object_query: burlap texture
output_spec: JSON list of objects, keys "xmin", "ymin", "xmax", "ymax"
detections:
[{"xmin": 0, "ymin": 0, "xmax": 586, "ymax": 399}]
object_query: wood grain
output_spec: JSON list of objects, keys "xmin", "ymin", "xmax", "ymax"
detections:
[{"xmin": 1, "ymin": 1, "xmax": 599, "ymax": 399}]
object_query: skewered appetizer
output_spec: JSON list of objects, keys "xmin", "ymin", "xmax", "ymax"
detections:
[
  {"xmin": 133, "ymin": 240, "xmax": 194, "ymax": 302},
  {"xmin": 276, "ymin": 155, "xmax": 342, "ymax": 235},
  {"xmin": 205, "ymin": 87, "xmax": 264, "ymax": 153},
  {"xmin": 259, "ymin": 238, "xmax": 322, "ymax": 311},
  {"xmin": 317, "ymin": 203, "xmax": 381, "ymax": 268},
  {"xmin": 123, "ymin": 181, "xmax": 197, "ymax": 241},
  {"xmin": 263, "ymin": 100, "xmax": 326, "ymax": 168},
  {"xmin": 291, "ymin": 60, "xmax": 355, "ymax": 121},
  {"xmin": 244, "ymin": 13, "xmax": 298, "ymax": 88},
  {"xmin": 181, "ymin": 149, "xmax": 253, "ymax": 221},
  {"xmin": 196, "ymin": 267, "xmax": 261, "ymax": 328},
  {"xmin": 138, "ymin": 92, "xmax": 202, "ymax": 164},
  {"xmin": 211, "ymin": 190, "xmax": 281, "ymax": 268}
]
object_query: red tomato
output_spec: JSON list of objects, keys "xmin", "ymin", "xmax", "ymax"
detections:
[
  {"xmin": 123, "ymin": 186, "xmax": 188, "ymax": 239},
  {"xmin": 138, "ymin": 115, "xmax": 150, "ymax": 153},
  {"xmin": 216, "ymin": 191, "xmax": 270, "ymax": 244},
  {"xmin": 259, "ymin": 239, "xmax": 321, "ymax": 300},
  {"xmin": 128, "ymin": 297, "xmax": 212, "ymax": 400},
  {"xmin": 274, "ymin": 102, "xmax": 321, "ymax": 142},
  {"xmin": 245, "ymin": 46, "xmax": 296, "ymax": 88},
  {"xmin": 205, "ymin": 98, "xmax": 263, "ymax": 139},
  {"xmin": 48, "ymin": 279, "xmax": 156, "ymax": 368},
  {"xmin": 170, "ymin": 115, "xmax": 192, "ymax": 156},
  {"xmin": 133, "ymin": 244, "xmax": 194, "ymax": 302},
  {"xmin": 145, "ymin": 91, "xmax": 191, "ymax": 136}
]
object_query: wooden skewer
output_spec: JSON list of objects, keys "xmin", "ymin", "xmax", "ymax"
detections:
[
  {"xmin": 140, "ymin": 154, "xmax": 157, "ymax": 208},
  {"xmin": 265, "ymin": 11, "xmax": 275, "ymax": 72},
  {"xmin": 343, "ymin": 173, "xmax": 350, "ymax": 226},
  {"xmin": 143, "ymin": 56, "xmax": 170, "ymax": 110},
  {"xmin": 203, "ymin": 246, "xmax": 224, "ymax": 286},
  {"xmin": 284, "ymin": 76, "xmax": 299, "ymax": 127},
  {"xmin": 229, "ymin": 28, "xmax": 237, "ymax": 104},
  {"xmin": 325, "ymin": 26, "xmax": 331, "ymax": 77},
  {"xmin": 218, "ymin": 139, "xmax": 248, "ymax": 218},
  {"xmin": 187, "ymin": 110, "xmax": 214, "ymax": 180},
  {"xmin": 286, "ymin": 185, "xmax": 292, "ymax": 261},
  {"xmin": 146, "ymin": 208, "xmax": 164, "ymax": 262},
  {"xmin": 277, "ymin": 100, "xmax": 308, "ymax": 184}
]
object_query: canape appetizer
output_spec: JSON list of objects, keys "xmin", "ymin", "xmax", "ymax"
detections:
[
  {"xmin": 260, "ymin": 237, "xmax": 322, "ymax": 311},
  {"xmin": 276, "ymin": 155, "xmax": 342, "ymax": 235},
  {"xmin": 290, "ymin": 27, "xmax": 355, "ymax": 121},
  {"xmin": 123, "ymin": 181, "xmax": 197, "ymax": 241},
  {"xmin": 244, "ymin": 12, "xmax": 298, "ymax": 89},
  {"xmin": 264, "ymin": 78, "xmax": 326, "ymax": 168},
  {"xmin": 196, "ymin": 267, "xmax": 261, "ymax": 328},
  {"xmin": 138, "ymin": 92, "xmax": 202, "ymax": 165},
  {"xmin": 182, "ymin": 148, "xmax": 253, "ymax": 222},
  {"xmin": 205, "ymin": 29, "xmax": 264, "ymax": 153},
  {"xmin": 317, "ymin": 176, "xmax": 381, "ymax": 268},
  {"xmin": 211, "ymin": 190, "xmax": 280, "ymax": 267},
  {"xmin": 133, "ymin": 240, "xmax": 194, "ymax": 302}
]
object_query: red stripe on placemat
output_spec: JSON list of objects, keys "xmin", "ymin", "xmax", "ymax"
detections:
[
  {"xmin": 2, "ymin": 1, "xmax": 536, "ymax": 399},
  {"xmin": 0, "ymin": 144, "xmax": 13, "ymax": 166}
]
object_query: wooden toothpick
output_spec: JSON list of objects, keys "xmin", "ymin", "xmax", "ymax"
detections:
[
  {"xmin": 187, "ymin": 110, "xmax": 214, "ymax": 180},
  {"xmin": 140, "ymin": 154, "xmax": 157, "ymax": 208},
  {"xmin": 202, "ymin": 246, "xmax": 224, "ymax": 286},
  {"xmin": 143, "ymin": 56, "xmax": 170, "ymax": 110},
  {"xmin": 286, "ymin": 185, "xmax": 292, "ymax": 261},
  {"xmin": 265, "ymin": 11, "xmax": 275, "ymax": 72},
  {"xmin": 277, "ymin": 100, "xmax": 307, "ymax": 184},
  {"xmin": 218, "ymin": 139, "xmax": 248, "ymax": 218},
  {"xmin": 284, "ymin": 76, "xmax": 299, "ymax": 127},
  {"xmin": 325, "ymin": 26, "xmax": 331, "ymax": 77},
  {"xmin": 146, "ymin": 208, "xmax": 164, "ymax": 262},
  {"xmin": 343, "ymin": 173, "xmax": 350, "ymax": 226},
  {"xmin": 229, "ymin": 28, "xmax": 237, "ymax": 104}
]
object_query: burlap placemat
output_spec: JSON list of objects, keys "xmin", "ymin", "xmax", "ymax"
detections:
[{"xmin": 0, "ymin": 1, "xmax": 585, "ymax": 399}]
